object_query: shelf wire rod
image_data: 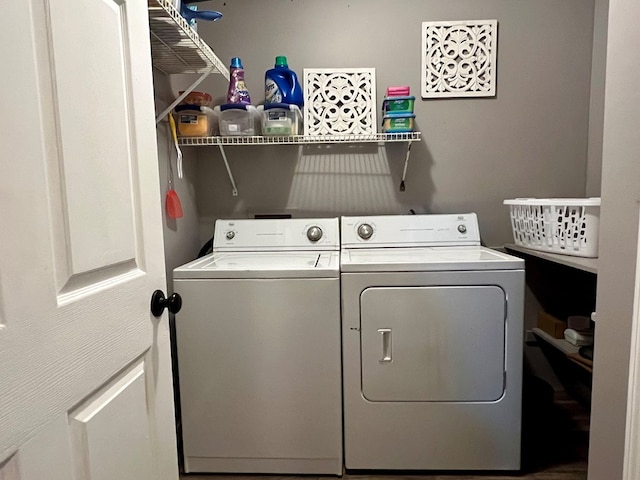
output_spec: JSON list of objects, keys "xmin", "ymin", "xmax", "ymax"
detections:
[
  {"xmin": 155, "ymin": 67, "xmax": 214, "ymax": 124},
  {"xmin": 149, "ymin": 29, "xmax": 192, "ymax": 73},
  {"xmin": 399, "ymin": 141, "xmax": 413, "ymax": 192},
  {"xmin": 217, "ymin": 144, "xmax": 239, "ymax": 196},
  {"xmin": 177, "ymin": 132, "xmax": 422, "ymax": 146}
]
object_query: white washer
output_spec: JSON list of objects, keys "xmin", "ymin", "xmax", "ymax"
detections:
[
  {"xmin": 341, "ymin": 214, "xmax": 525, "ymax": 471},
  {"xmin": 173, "ymin": 218, "xmax": 342, "ymax": 475}
]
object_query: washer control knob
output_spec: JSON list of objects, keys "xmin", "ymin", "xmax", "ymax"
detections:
[
  {"xmin": 457, "ymin": 224, "xmax": 467, "ymax": 234},
  {"xmin": 226, "ymin": 230, "xmax": 235, "ymax": 240},
  {"xmin": 307, "ymin": 226, "xmax": 323, "ymax": 242},
  {"xmin": 357, "ymin": 223, "xmax": 374, "ymax": 240}
]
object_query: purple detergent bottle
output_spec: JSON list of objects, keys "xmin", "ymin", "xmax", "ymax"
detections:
[{"xmin": 226, "ymin": 57, "xmax": 252, "ymax": 104}]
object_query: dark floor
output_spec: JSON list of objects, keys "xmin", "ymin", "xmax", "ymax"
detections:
[{"xmin": 180, "ymin": 383, "xmax": 589, "ymax": 480}]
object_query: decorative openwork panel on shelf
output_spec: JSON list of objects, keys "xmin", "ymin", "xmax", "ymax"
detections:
[
  {"xmin": 421, "ymin": 20, "xmax": 497, "ymax": 98},
  {"xmin": 304, "ymin": 68, "xmax": 377, "ymax": 135}
]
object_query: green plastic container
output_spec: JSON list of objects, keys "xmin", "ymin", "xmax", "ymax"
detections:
[
  {"xmin": 382, "ymin": 95, "xmax": 415, "ymax": 114},
  {"xmin": 382, "ymin": 113, "xmax": 415, "ymax": 133}
]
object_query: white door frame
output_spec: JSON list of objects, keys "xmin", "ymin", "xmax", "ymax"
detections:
[{"xmin": 623, "ymin": 207, "xmax": 640, "ymax": 480}]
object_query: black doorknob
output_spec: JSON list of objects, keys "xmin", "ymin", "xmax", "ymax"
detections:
[{"xmin": 150, "ymin": 290, "xmax": 182, "ymax": 317}]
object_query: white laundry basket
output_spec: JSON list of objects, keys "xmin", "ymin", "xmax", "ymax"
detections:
[{"xmin": 503, "ymin": 198, "xmax": 601, "ymax": 258}]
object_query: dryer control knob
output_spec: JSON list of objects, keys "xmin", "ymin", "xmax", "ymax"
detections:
[
  {"xmin": 457, "ymin": 224, "xmax": 467, "ymax": 234},
  {"xmin": 226, "ymin": 230, "xmax": 235, "ymax": 240},
  {"xmin": 357, "ymin": 223, "xmax": 374, "ymax": 240},
  {"xmin": 307, "ymin": 226, "xmax": 323, "ymax": 242}
]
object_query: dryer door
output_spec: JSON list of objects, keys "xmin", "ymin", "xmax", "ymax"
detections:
[{"xmin": 360, "ymin": 285, "xmax": 506, "ymax": 402}]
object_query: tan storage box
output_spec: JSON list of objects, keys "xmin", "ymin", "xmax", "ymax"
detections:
[{"xmin": 537, "ymin": 310, "xmax": 567, "ymax": 339}]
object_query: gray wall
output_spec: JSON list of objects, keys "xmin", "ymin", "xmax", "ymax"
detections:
[
  {"xmin": 188, "ymin": 0, "xmax": 595, "ymax": 248},
  {"xmin": 586, "ymin": 0, "xmax": 608, "ymax": 197},
  {"xmin": 589, "ymin": 0, "xmax": 640, "ymax": 476},
  {"xmin": 154, "ymin": 72, "xmax": 202, "ymax": 288}
]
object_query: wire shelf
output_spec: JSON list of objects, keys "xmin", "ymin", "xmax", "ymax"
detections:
[
  {"xmin": 148, "ymin": 0, "xmax": 229, "ymax": 78},
  {"xmin": 178, "ymin": 132, "xmax": 422, "ymax": 146}
]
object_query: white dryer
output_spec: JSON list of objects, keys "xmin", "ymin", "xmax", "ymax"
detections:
[
  {"xmin": 173, "ymin": 218, "xmax": 342, "ymax": 475},
  {"xmin": 340, "ymin": 214, "xmax": 525, "ymax": 471}
]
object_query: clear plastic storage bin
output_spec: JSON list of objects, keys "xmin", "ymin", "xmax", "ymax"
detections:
[
  {"xmin": 503, "ymin": 198, "xmax": 601, "ymax": 258},
  {"xmin": 257, "ymin": 104, "xmax": 302, "ymax": 136},
  {"xmin": 176, "ymin": 105, "xmax": 216, "ymax": 137},
  {"xmin": 214, "ymin": 104, "xmax": 259, "ymax": 136}
]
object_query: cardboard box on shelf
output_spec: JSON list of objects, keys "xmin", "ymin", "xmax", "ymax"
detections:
[{"xmin": 537, "ymin": 310, "xmax": 567, "ymax": 339}]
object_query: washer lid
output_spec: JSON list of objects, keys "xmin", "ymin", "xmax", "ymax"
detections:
[
  {"xmin": 174, "ymin": 251, "xmax": 340, "ymax": 279},
  {"xmin": 340, "ymin": 246, "xmax": 523, "ymax": 272}
]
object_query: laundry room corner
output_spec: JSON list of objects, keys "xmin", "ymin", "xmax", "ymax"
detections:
[
  {"xmin": 148, "ymin": 0, "xmax": 604, "ymax": 477},
  {"xmin": 154, "ymin": 71, "xmax": 203, "ymax": 291}
]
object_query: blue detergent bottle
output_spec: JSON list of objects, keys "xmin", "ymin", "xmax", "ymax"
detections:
[{"xmin": 265, "ymin": 56, "xmax": 303, "ymax": 108}]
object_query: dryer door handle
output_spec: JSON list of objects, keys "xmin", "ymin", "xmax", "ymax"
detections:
[{"xmin": 378, "ymin": 328, "xmax": 392, "ymax": 362}]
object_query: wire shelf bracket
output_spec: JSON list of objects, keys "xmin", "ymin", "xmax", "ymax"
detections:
[
  {"xmin": 148, "ymin": 0, "xmax": 229, "ymax": 122},
  {"xmin": 179, "ymin": 132, "xmax": 422, "ymax": 196}
]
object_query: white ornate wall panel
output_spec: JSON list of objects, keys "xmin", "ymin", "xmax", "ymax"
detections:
[
  {"xmin": 304, "ymin": 68, "xmax": 377, "ymax": 135},
  {"xmin": 421, "ymin": 20, "xmax": 498, "ymax": 98}
]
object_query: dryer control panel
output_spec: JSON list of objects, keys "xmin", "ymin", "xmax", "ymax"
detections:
[{"xmin": 341, "ymin": 214, "xmax": 481, "ymax": 248}]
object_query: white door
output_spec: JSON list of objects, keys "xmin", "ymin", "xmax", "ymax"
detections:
[{"xmin": 0, "ymin": 0, "xmax": 179, "ymax": 479}]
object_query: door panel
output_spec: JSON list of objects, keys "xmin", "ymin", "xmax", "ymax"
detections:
[
  {"xmin": 361, "ymin": 285, "xmax": 506, "ymax": 401},
  {"xmin": 69, "ymin": 361, "xmax": 153, "ymax": 480},
  {"xmin": 2, "ymin": 415, "xmax": 73, "ymax": 480},
  {"xmin": 0, "ymin": 0, "xmax": 178, "ymax": 478},
  {"xmin": 48, "ymin": 0, "xmax": 137, "ymax": 288}
]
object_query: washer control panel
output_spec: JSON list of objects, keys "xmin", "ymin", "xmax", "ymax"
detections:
[
  {"xmin": 342, "ymin": 214, "xmax": 481, "ymax": 247},
  {"xmin": 357, "ymin": 223, "xmax": 374, "ymax": 240},
  {"xmin": 214, "ymin": 218, "xmax": 339, "ymax": 251},
  {"xmin": 306, "ymin": 226, "xmax": 323, "ymax": 242}
]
